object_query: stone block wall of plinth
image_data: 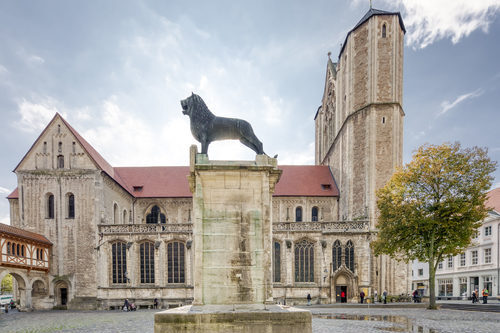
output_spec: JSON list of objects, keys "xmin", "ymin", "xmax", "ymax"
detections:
[{"xmin": 188, "ymin": 149, "xmax": 281, "ymax": 306}]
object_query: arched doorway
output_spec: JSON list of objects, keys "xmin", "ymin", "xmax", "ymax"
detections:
[
  {"xmin": 331, "ymin": 267, "xmax": 357, "ymax": 303},
  {"xmin": 335, "ymin": 274, "xmax": 348, "ymax": 303},
  {"xmin": 54, "ymin": 280, "xmax": 70, "ymax": 308}
]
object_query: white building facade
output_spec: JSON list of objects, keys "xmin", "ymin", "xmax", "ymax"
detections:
[{"xmin": 412, "ymin": 199, "xmax": 500, "ymax": 300}]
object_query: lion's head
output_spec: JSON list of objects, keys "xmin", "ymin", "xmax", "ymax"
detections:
[{"xmin": 181, "ymin": 93, "xmax": 214, "ymax": 121}]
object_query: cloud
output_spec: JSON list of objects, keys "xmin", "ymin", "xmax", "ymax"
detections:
[
  {"xmin": 0, "ymin": 64, "xmax": 7, "ymax": 74},
  {"xmin": 381, "ymin": 0, "xmax": 500, "ymax": 48},
  {"xmin": 439, "ymin": 89, "xmax": 483, "ymax": 115},
  {"xmin": 14, "ymin": 98, "xmax": 65, "ymax": 133},
  {"xmin": 0, "ymin": 187, "xmax": 11, "ymax": 195}
]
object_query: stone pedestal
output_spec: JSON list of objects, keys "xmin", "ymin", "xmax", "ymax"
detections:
[{"xmin": 155, "ymin": 147, "xmax": 312, "ymax": 332}]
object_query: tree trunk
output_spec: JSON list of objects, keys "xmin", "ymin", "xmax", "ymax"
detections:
[{"xmin": 428, "ymin": 259, "xmax": 437, "ymax": 309}]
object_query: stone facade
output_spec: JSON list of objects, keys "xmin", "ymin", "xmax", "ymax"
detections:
[
  {"xmin": 4, "ymin": 8, "xmax": 410, "ymax": 310},
  {"xmin": 314, "ymin": 9, "xmax": 409, "ymax": 296}
]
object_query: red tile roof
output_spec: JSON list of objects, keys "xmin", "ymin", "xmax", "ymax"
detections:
[
  {"xmin": 486, "ymin": 188, "xmax": 500, "ymax": 213},
  {"xmin": 274, "ymin": 165, "xmax": 339, "ymax": 197},
  {"xmin": 8, "ymin": 113, "xmax": 339, "ymax": 199},
  {"xmin": 114, "ymin": 166, "xmax": 192, "ymax": 198},
  {"xmin": 0, "ymin": 223, "xmax": 52, "ymax": 245},
  {"xmin": 7, "ymin": 188, "xmax": 18, "ymax": 199}
]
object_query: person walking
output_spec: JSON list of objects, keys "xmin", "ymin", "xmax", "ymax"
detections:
[
  {"xmin": 374, "ymin": 290, "xmax": 378, "ymax": 303},
  {"xmin": 359, "ymin": 290, "xmax": 365, "ymax": 304},
  {"xmin": 472, "ymin": 290, "xmax": 477, "ymax": 304},
  {"xmin": 383, "ymin": 290, "xmax": 387, "ymax": 304},
  {"xmin": 307, "ymin": 293, "xmax": 312, "ymax": 306}
]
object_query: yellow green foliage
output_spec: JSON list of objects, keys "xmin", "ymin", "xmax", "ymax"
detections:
[
  {"xmin": 372, "ymin": 142, "xmax": 496, "ymax": 308},
  {"xmin": 1, "ymin": 274, "xmax": 13, "ymax": 293}
]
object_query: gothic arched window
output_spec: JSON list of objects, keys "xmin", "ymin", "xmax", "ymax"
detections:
[
  {"xmin": 123, "ymin": 210, "xmax": 128, "ymax": 224},
  {"xmin": 140, "ymin": 242, "xmax": 155, "ymax": 284},
  {"xmin": 295, "ymin": 206, "xmax": 303, "ymax": 222},
  {"xmin": 382, "ymin": 24, "xmax": 387, "ymax": 38},
  {"xmin": 67, "ymin": 193, "xmax": 75, "ymax": 219},
  {"xmin": 273, "ymin": 241, "xmax": 281, "ymax": 283},
  {"xmin": 345, "ymin": 240, "xmax": 355, "ymax": 272},
  {"xmin": 146, "ymin": 205, "xmax": 166, "ymax": 224},
  {"xmin": 311, "ymin": 207, "xmax": 319, "ymax": 221},
  {"xmin": 112, "ymin": 241, "xmax": 127, "ymax": 284},
  {"xmin": 167, "ymin": 241, "xmax": 185, "ymax": 283},
  {"xmin": 332, "ymin": 240, "xmax": 342, "ymax": 270},
  {"xmin": 47, "ymin": 194, "xmax": 54, "ymax": 219},
  {"xmin": 294, "ymin": 239, "xmax": 314, "ymax": 282}
]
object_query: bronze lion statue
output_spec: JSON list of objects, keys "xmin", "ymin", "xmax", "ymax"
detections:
[{"xmin": 181, "ymin": 93, "xmax": 265, "ymax": 155}]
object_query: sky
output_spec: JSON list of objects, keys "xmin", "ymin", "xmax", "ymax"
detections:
[{"xmin": 1, "ymin": 0, "xmax": 500, "ymax": 225}]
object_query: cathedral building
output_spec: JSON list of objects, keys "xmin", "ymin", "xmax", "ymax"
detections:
[{"xmin": 1, "ymin": 8, "xmax": 410, "ymax": 310}]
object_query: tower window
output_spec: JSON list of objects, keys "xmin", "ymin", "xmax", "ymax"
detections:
[
  {"xmin": 382, "ymin": 24, "xmax": 387, "ymax": 38},
  {"xmin": 58, "ymin": 142, "xmax": 62, "ymax": 152},
  {"xmin": 382, "ymin": 117, "xmax": 386, "ymax": 124},
  {"xmin": 72, "ymin": 142, "xmax": 76, "ymax": 153},
  {"xmin": 43, "ymin": 142, "xmax": 47, "ymax": 153},
  {"xmin": 47, "ymin": 194, "xmax": 54, "ymax": 219},
  {"xmin": 67, "ymin": 194, "xmax": 75, "ymax": 219}
]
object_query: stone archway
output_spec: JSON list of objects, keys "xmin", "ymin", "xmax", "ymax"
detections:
[
  {"xmin": 31, "ymin": 279, "xmax": 51, "ymax": 309},
  {"xmin": 0, "ymin": 269, "xmax": 30, "ymax": 309}
]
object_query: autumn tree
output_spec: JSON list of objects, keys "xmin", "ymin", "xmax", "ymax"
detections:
[{"xmin": 372, "ymin": 142, "xmax": 496, "ymax": 309}]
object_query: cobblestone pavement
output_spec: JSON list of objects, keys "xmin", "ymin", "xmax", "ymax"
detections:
[{"xmin": 1, "ymin": 306, "xmax": 500, "ymax": 333}]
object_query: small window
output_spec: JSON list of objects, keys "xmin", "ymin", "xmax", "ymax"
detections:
[
  {"xmin": 47, "ymin": 194, "xmax": 55, "ymax": 219},
  {"xmin": 43, "ymin": 142, "xmax": 47, "ymax": 153},
  {"xmin": 311, "ymin": 207, "xmax": 319, "ymax": 222},
  {"xmin": 484, "ymin": 248, "xmax": 491, "ymax": 264},
  {"xmin": 321, "ymin": 184, "xmax": 331, "ymax": 190},
  {"xmin": 382, "ymin": 117, "xmax": 386, "ymax": 124},
  {"xmin": 382, "ymin": 24, "xmax": 387, "ymax": 38},
  {"xmin": 72, "ymin": 142, "xmax": 76, "ymax": 153},
  {"xmin": 67, "ymin": 194, "xmax": 75, "ymax": 218},
  {"xmin": 58, "ymin": 141, "xmax": 62, "ymax": 152},
  {"xmin": 295, "ymin": 207, "xmax": 303, "ymax": 222},
  {"xmin": 6, "ymin": 242, "xmax": 10, "ymax": 255},
  {"xmin": 418, "ymin": 268, "xmax": 423, "ymax": 276},
  {"xmin": 438, "ymin": 262, "xmax": 443, "ymax": 269},
  {"xmin": 447, "ymin": 257, "xmax": 453, "ymax": 268},
  {"xmin": 471, "ymin": 251, "xmax": 478, "ymax": 265},
  {"xmin": 57, "ymin": 155, "xmax": 64, "ymax": 168},
  {"xmin": 460, "ymin": 253, "xmax": 466, "ymax": 266},
  {"xmin": 484, "ymin": 226, "xmax": 492, "ymax": 236},
  {"xmin": 113, "ymin": 203, "xmax": 119, "ymax": 224}
]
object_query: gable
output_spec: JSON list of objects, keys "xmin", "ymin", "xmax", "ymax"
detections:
[{"xmin": 14, "ymin": 113, "xmax": 100, "ymax": 172}]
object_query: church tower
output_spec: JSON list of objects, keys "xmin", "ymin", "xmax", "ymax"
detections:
[
  {"xmin": 315, "ymin": 8, "xmax": 405, "ymax": 225},
  {"xmin": 315, "ymin": 8, "xmax": 408, "ymax": 294}
]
